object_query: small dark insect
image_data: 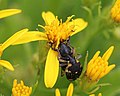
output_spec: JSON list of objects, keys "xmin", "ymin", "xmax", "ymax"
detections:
[{"xmin": 57, "ymin": 38, "xmax": 83, "ymax": 81}]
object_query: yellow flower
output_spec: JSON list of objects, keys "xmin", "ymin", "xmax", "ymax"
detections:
[
  {"xmin": 0, "ymin": 29, "xmax": 28, "ymax": 71},
  {"xmin": 55, "ymin": 83, "xmax": 73, "ymax": 96},
  {"xmin": 12, "ymin": 79, "xmax": 32, "ymax": 96},
  {"xmin": 89, "ymin": 93, "xmax": 102, "ymax": 96},
  {"xmin": 78, "ymin": 46, "xmax": 115, "ymax": 93},
  {"xmin": 0, "ymin": 9, "xmax": 21, "ymax": 19},
  {"xmin": 55, "ymin": 83, "xmax": 102, "ymax": 96},
  {"xmin": 86, "ymin": 46, "xmax": 115, "ymax": 81},
  {"xmin": 12, "ymin": 11, "xmax": 88, "ymax": 88},
  {"xmin": 111, "ymin": 0, "xmax": 120, "ymax": 22}
]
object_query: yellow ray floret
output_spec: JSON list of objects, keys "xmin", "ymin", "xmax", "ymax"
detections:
[
  {"xmin": 12, "ymin": 31, "xmax": 48, "ymax": 45},
  {"xmin": 66, "ymin": 83, "xmax": 74, "ymax": 96},
  {"xmin": 12, "ymin": 11, "xmax": 88, "ymax": 50},
  {"xmin": 0, "ymin": 60, "xmax": 14, "ymax": 71},
  {"xmin": 0, "ymin": 29, "xmax": 28, "ymax": 71},
  {"xmin": 111, "ymin": 0, "xmax": 120, "ymax": 22},
  {"xmin": 42, "ymin": 11, "xmax": 56, "ymax": 25},
  {"xmin": 1, "ymin": 29, "xmax": 28, "ymax": 52},
  {"xmin": 12, "ymin": 79, "xmax": 32, "ymax": 96},
  {"xmin": 89, "ymin": 93, "xmax": 102, "ymax": 96},
  {"xmin": 41, "ymin": 11, "xmax": 88, "ymax": 49},
  {"xmin": 0, "ymin": 29, "xmax": 28, "ymax": 57},
  {"xmin": 0, "ymin": 9, "xmax": 21, "ymax": 19},
  {"xmin": 11, "ymin": 11, "xmax": 88, "ymax": 88},
  {"xmin": 55, "ymin": 89, "xmax": 61, "ymax": 96},
  {"xmin": 86, "ymin": 46, "xmax": 115, "ymax": 81},
  {"xmin": 44, "ymin": 48, "xmax": 59, "ymax": 88},
  {"xmin": 55, "ymin": 83, "xmax": 73, "ymax": 96}
]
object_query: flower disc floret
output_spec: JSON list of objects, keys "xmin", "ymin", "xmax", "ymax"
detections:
[
  {"xmin": 12, "ymin": 79, "xmax": 32, "ymax": 96},
  {"xmin": 86, "ymin": 46, "xmax": 115, "ymax": 81}
]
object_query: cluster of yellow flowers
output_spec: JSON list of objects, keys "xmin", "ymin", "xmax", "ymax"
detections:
[{"xmin": 0, "ymin": 0, "xmax": 119, "ymax": 95}]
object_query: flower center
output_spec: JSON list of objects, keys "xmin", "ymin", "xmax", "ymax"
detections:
[
  {"xmin": 12, "ymin": 79, "xmax": 32, "ymax": 96},
  {"xmin": 42, "ymin": 16, "xmax": 75, "ymax": 49},
  {"xmin": 86, "ymin": 56, "xmax": 108, "ymax": 81}
]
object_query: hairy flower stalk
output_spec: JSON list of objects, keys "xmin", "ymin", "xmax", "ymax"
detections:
[
  {"xmin": 12, "ymin": 11, "xmax": 88, "ymax": 88},
  {"xmin": 111, "ymin": 0, "xmax": 120, "ymax": 22},
  {"xmin": 12, "ymin": 79, "xmax": 32, "ymax": 96},
  {"xmin": 78, "ymin": 46, "xmax": 115, "ymax": 93}
]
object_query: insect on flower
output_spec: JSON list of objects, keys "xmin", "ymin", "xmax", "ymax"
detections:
[
  {"xmin": 11, "ymin": 11, "xmax": 88, "ymax": 88},
  {"xmin": 57, "ymin": 38, "xmax": 83, "ymax": 81}
]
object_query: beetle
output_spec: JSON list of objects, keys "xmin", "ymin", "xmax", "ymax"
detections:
[{"xmin": 57, "ymin": 38, "xmax": 83, "ymax": 81}]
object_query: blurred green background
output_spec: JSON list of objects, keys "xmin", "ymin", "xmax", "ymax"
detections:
[{"xmin": 0, "ymin": 0, "xmax": 120, "ymax": 96}]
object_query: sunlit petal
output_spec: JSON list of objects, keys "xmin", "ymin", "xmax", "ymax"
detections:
[
  {"xmin": 89, "ymin": 94, "xmax": 95, "ymax": 96},
  {"xmin": 104, "ymin": 64, "xmax": 116, "ymax": 75},
  {"xmin": 0, "ymin": 9, "xmax": 21, "ymax": 19},
  {"xmin": 92, "ymin": 51, "xmax": 100, "ymax": 60},
  {"xmin": 66, "ymin": 83, "xmax": 73, "ymax": 96},
  {"xmin": 0, "ymin": 46, "xmax": 3, "ymax": 57},
  {"xmin": 0, "ymin": 60, "xmax": 14, "ymax": 71},
  {"xmin": 42, "ymin": 11, "xmax": 55, "ymax": 25},
  {"xmin": 1, "ymin": 29, "xmax": 28, "ymax": 51},
  {"xmin": 55, "ymin": 88, "xmax": 61, "ymax": 96},
  {"xmin": 44, "ymin": 48, "xmax": 59, "ymax": 88},
  {"xmin": 89, "ymin": 93, "xmax": 102, "ymax": 96},
  {"xmin": 12, "ymin": 31, "xmax": 47, "ymax": 45},
  {"xmin": 70, "ymin": 18, "xmax": 88, "ymax": 36},
  {"xmin": 98, "ymin": 93, "xmax": 102, "ymax": 96},
  {"xmin": 102, "ymin": 46, "xmax": 114, "ymax": 61},
  {"xmin": 86, "ymin": 46, "xmax": 115, "ymax": 81}
]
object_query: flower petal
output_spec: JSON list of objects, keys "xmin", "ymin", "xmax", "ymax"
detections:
[
  {"xmin": 98, "ymin": 93, "xmax": 102, "ymax": 96},
  {"xmin": 12, "ymin": 31, "xmax": 47, "ymax": 45},
  {"xmin": 55, "ymin": 88, "xmax": 61, "ymax": 96},
  {"xmin": 0, "ymin": 9, "xmax": 21, "ymax": 19},
  {"xmin": 104, "ymin": 64, "xmax": 116, "ymax": 75},
  {"xmin": 44, "ymin": 48, "xmax": 59, "ymax": 88},
  {"xmin": 70, "ymin": 18, "xmax": 88, "ymax": 36},
  {"xmin": 89, "ymin": 94, "xmax": 95, "ymax": 96},
  {"xmin": 92, "ymin": 51, "xmax": 100, "ymax": 60},
  {"xmin": 42, "ymin": 11, "xmax": 55, "ymax": 25},
  {"xmin": 102, "ymin": 46, "xmax": 114, "ymax": 61},
  {"xmin": 1, "ymin": 29, "xmax": 28, "ymax": 51},
  {"xmin": 66, "ymin": 83, "xmax": 73, "ymax": 96},
  {"xmin": 0, "ymin": 46, "xmax": 3, "ymax": 57},
  {"xmin": 0, "ymin": 60, "xmax": 14, "ymax": 71}
]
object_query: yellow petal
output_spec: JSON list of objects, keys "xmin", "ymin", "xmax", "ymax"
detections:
[
  {"xmin": 92, "ymin": 51, "xmax": 100, "ymax": 60},
  {"xmin": 1, "ymin": 29, "xmax": 28, "ymax": 51},
  {"xmin": 0, "ymin": 46, "xmax": 3, "ymax": 57},
  {"xmin": 42, "ymin": 11, "xmax": 55, "ymax": 25},
  {"xmin": 102, "ymin": 46, "xmax": 114, "ymax": 61},
  {"xmin": 44, "ymin": 48, "xmax": 59, "ymax": 88},
  {"xmin": 13, "ymin": 79, "xmax": 17, "ymax": 87},
  {"xmin": 55, "ymin": 89, "xmax": 61, "ymax": 96},
  {"xmin": 66, "ymin": 83, "xmax": 73, "ymax": 96},
  {"xmin": 0, "ymin": 9, "xmax": 21, "ymax": 19},
  {"xmin": 0, "ymin": 60, "xmax": 14, "ymax": 71},
  {"xmin": 89, "ymin": 94, "xmax": 95, "ymax": 96},
  {"xmin": 12, "ymin": 31, "xmax": 47, "ymax": 45},
  {"xmin": 98, "ymin": 93, "xmax": 102, "ymax": 96},
  {"xmin": 70, "ymin": 18, "xmax": 88, "ymax": 36},
  {"xmin": 104, "ymin": 64, "xmax": 116, "ymax": 75}
]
